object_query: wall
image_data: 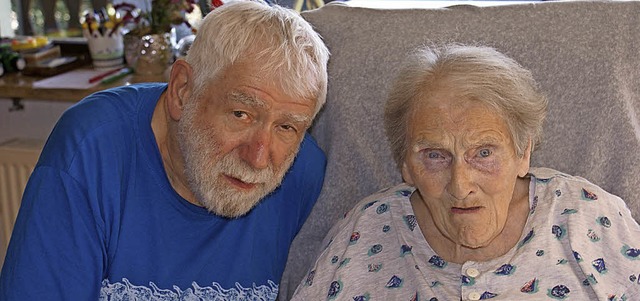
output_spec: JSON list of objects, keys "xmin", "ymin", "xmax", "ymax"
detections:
[{"xmin": 0, "ymin": 98, "xmax": 73, "ymax": 144}]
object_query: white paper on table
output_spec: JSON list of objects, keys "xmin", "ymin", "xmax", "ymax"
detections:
[{"xmin": 32, "ymin": 69, "xmax": 113, "ymax": 89}]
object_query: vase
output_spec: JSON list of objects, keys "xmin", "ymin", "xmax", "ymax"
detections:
[
  {"xmin": 84, "ymin": 29, "xmax": 124, "ymax": 69},
  {"xmin": 129, "ymin": 33, "xmax": 173, "ymax": 76},
  {"xmin": 123, "ymin": 33, "xmax": 142, "ymax": 68}
]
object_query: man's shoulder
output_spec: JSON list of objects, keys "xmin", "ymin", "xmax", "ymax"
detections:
[
  {"xmin": 66, "ymin": 83, "xmax": 166, "ymax": 119},
  {"xmin": 298, "ymin": 133, "xmax": 325, "ymax": 159},
  {"xmin": 254, "ymin": 133, "xmax": 327, "ymax": 222},
  {"xmin": 286, "ymin": 133, "xmax": 327, "ymax": 177},
  {"xmin": 37, "ymin": 83, "xmax": 166, "ymax": 170}
]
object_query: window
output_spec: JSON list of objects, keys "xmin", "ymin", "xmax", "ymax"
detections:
[
  {"xmin": 1, "ymin": 0, "xmax": 324, "ymax": 38},
  {"xmin": 6, "ymin": 0, "xmax": 97, "ymax": 36},
  {"xmin": 2, "ymin": 0, "xmax": 214, "ymax": 37}
]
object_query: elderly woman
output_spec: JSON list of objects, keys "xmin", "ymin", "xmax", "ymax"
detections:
[{"xmin": 291, "ymin": 44, "xmax": 640, "ymax": 300}]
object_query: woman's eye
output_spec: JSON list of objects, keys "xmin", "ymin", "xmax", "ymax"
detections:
[
  {"xmin": 478, "ymin": 148, "xmax": 492, "ymax": 158},
  {"xmin": 421, "ymin": 149, "xmax": 451, "ymax": 170},
  {"xmin": 425, "ymin": 150, "xmax": 445, "ymax": 159}
]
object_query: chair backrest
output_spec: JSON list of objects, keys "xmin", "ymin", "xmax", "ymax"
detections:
[{"xmin": 278, "ymin": 1, "xmax": 640, "ymax": 299}]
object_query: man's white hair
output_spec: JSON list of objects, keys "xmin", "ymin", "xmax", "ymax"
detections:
[{"xmin": 185, "ymin": 0, "xmax": 330, "ymax": 116}]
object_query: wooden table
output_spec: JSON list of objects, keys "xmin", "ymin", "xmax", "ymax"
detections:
[{"xmin": 0, "ymin": 69, "xmax": 168, "ymax": 103}]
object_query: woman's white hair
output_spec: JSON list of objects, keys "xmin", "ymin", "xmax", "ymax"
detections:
[
  {"xmin": 185, "ymin": 0, "xmax": 329, "ymax": 115},
  {"xmin": 384, "ymin": 44, "xmax": 548, "ymax": 170}
]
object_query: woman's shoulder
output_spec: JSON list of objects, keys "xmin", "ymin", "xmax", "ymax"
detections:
[
  {"xmin": 528, "ymin": 168, "xmax": 640, "ymax": 296},
  {"xmin": 529, "ymin": 167, "xmax": 599, "ymax": 184},
  {"xmin": 292, "ymin": 183, "xmax": 418, "ymax": 300},
  {"xmin": 313, "ymin": 183, "xmax": 415, "ymax": 256},
  {"xmin": 529, "ymin": 167, "xmax": 624, "ymax": 204},
  {"xmin": 337, "ymin": 183, "xmax": 416, "ymax": 225},
  {"xmin": 530, "ymin": 168, "xmax": 638, "ymax": 231},
  {"xmin": 353, "ymin": 183, "xmax": 415, "ymax": 210}
]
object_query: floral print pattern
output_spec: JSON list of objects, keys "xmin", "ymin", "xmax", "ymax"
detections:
[{"xmin": 292, "ymin": 168, "xmax": 640, "ymax": 300}]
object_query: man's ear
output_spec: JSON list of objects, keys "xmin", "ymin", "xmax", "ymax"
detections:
[{"xmin": 166, "ymin": 59, "xmax": 193, "ymax": 121}]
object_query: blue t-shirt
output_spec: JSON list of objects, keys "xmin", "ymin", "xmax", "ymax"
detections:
[{"xmin": 0, "ymin": 83, "xmax": 326, "ymax": 300}]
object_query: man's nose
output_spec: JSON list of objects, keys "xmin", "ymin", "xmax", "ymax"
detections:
[
  {"xmin": 238, "ymin": 127, "xmax": 272, "ymax": 170},
  {"xmin": 446, "ymin": 159, "xmax": 475, "ymax": 200}
]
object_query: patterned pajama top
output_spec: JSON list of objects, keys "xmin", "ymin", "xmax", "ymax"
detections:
[{"xmin": 292, "ymin": 167, "xmax": 640, "ymax": 300}]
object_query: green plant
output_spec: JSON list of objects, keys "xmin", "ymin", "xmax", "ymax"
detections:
[{"xmin": 115, "ymin": 0, "xmax": 198, "ymax": 36}]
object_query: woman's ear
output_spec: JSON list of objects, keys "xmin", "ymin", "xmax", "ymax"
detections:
[
  {"xmin": 401, "ymin": 162, "xmax": 415, "ymax": 186},
  {"xmin": 518, "ymin": 139, "xmax": 532, "ymax": 178},
  {"xmin": 166, "ymin": 59, "xmax": 194, "ymax": 121}
]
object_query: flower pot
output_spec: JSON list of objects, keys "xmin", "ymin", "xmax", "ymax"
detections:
[
  {"xmin": 84, "ymin": 29, "xmax": 124, "ymax": 69},
  {"xmin": 127, "ymin": 33, "xmax": 173, "ymax": 76},
  {"xmin": 123, "ymin": 33, "xmax": 142, "ymax": 68}
]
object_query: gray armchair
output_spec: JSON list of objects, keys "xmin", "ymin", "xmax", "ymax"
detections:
[{"xmin": 278, "ymin": 1, "xmax": 640, "ymax": 299}]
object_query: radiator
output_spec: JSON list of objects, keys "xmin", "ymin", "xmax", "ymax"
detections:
[{"xmin": 0, "ymin": 138, "xmax": 43, "ymax": 268}]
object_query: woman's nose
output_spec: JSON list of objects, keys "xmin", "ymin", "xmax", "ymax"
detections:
[{"xmin": 446, "ymin": 160, "xmax": 475, "ymax": 200}]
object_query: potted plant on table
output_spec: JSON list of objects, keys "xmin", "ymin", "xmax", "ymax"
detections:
[{"xmin": 115, "ymin": 0, "xmax": 199, "ymax": 75}]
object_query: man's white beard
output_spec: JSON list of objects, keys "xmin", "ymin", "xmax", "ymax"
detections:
[{"xmin": 177, "ymin": 99, "xmax": 297, "ymax": 218}]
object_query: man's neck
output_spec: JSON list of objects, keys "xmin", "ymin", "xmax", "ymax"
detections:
[{"xmin": 151, "ymin": 93, "xmax": 200, "ymax": 206}]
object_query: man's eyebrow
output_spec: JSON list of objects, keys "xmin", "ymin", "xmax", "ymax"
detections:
[
  {"xmin": 229, "ymin": 91, "xmax": 267, "ymax": 108},
  {"xmin": 282, "ymin": 112, "xmax": 312, "ymax": 126},
  {"xmin": 230, "ymin": 91, "xmax": 312, "ymax": 126}
]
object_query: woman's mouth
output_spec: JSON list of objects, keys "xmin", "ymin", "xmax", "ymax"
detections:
[{"xmin": 451, "ymin": 206, "xmax": 482, "ymax": 214}]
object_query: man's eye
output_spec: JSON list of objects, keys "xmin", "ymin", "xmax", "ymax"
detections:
[
  {"xmin": 233, "ymin": 111, "xmax": 249, "ymax": 119},
  {"xmin": 478, "ymin": 149, "xmax": 492, "ymax": 158},
  {"xmin": 280, "ymin": 124, "xmax": 296, "ymax": 132}
]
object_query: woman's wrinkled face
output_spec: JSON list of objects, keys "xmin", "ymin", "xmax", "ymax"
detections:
[{"xmin": 402, "ymin": 88, "xmax": 530, "ymax": 249}]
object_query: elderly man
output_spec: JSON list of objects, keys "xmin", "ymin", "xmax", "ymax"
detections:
[{"xmin": 0, "ymin": 1, "xmax": 329, "ymax": 300}]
